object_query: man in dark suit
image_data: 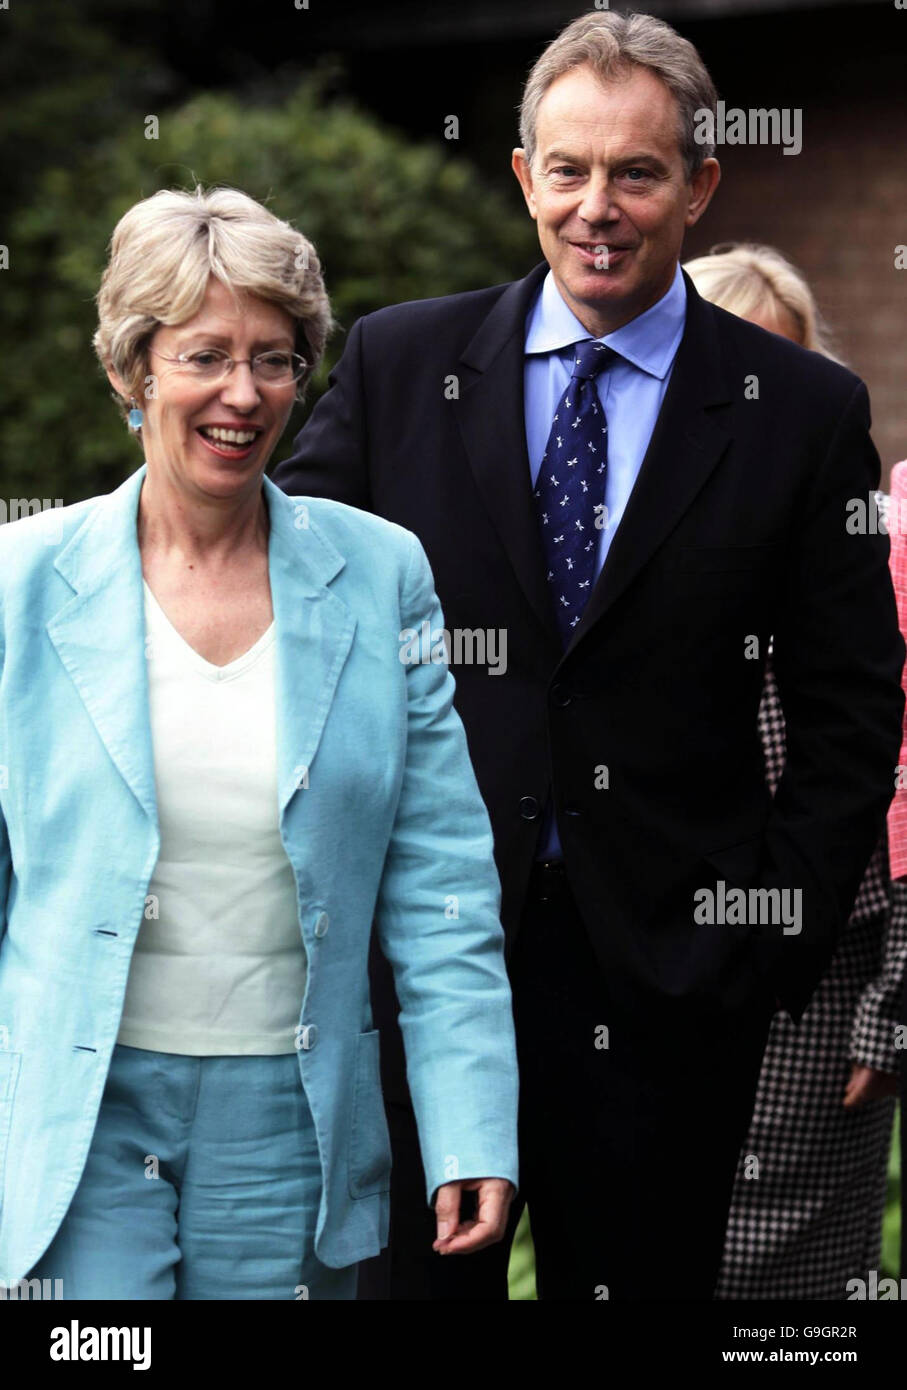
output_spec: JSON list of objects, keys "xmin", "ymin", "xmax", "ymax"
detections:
[{"xmin": 272, "ymin": 11, "xmax": 904, "ymax": 1299}]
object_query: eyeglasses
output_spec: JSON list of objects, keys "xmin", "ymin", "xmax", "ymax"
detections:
[{"xmin": 149, "ymin": 347, "xmax": 308, "ymax": 385}]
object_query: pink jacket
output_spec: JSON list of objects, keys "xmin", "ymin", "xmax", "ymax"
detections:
[{"xmin": 887, "ymin": 460, "xmax": 907, "ymax": 877}]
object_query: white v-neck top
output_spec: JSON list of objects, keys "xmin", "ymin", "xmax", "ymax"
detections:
[{"xmin": 115, "ymin": 581, "xmax": 307, "ymax": 1055}]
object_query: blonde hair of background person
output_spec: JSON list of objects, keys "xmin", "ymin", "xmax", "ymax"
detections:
[{"xmin": 684, "ymin": 242, "xmax": 843, "ymax": 361}]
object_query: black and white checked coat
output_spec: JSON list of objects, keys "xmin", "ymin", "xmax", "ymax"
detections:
[{"xmin": 716, "ymin": 494, "xmax": 906, "ymax": 1299}]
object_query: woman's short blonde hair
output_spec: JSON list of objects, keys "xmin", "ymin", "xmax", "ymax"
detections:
[
  {"xmin": 93, "ymin": 184, "xmax": 335, "ymax": 425},
  {"xmin": 683, "ymin": 242, "xmax": 843, "ymax": 362}
]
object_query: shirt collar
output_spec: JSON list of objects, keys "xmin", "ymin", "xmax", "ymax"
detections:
[{"xmin": 524, "ymin": 260, "xmax": 687, "ymax": 381}]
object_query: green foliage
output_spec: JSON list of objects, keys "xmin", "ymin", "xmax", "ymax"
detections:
[
  {"xmin": 0, "ymin": 0, "xmax": 175, "ymax": 210},
  {"xmin": 508, "ymin": 1206, "xmax": 538, "ymax": 1300},
  {"xmin": 882, "ymin": 1105, "xmax": 901, "ymax": 1278},
  {"xmin": 2, "ymin": 71, "xmax": 537, "ymax": 503}
]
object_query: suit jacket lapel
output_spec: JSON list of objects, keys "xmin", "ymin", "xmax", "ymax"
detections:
[
  {"xmin": 262, "ymin": 475, "xmax": 357, "ymax": 817},
  {"xmin": 47, "ymin": 464, "xmax": 357, "ymax": 829},
  {"xmin": 563, "ymin": 272, "xmax": 734, "ymax": 657},
  {"xmin": 47, "ymin": 465, "xmax": 159, "ymax": 826},
  {"xmin": 453, "ymin": 262, "xmax": 562, "ymax": 653},
  {"xmin": 453, "ymin": 264, "xmax": 734, "ymax": 662}
]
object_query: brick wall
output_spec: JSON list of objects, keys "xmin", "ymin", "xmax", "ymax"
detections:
[
  {"xmin": 296, "ymin": 2, "xmax": 907, "ymax": 481},
  {"xmin": 684, "ymin": 93, "xmax": 907, "ymax": 484}
]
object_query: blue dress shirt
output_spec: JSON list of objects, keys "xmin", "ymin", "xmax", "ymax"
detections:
[{"xmin": 524, "ymin": 261, "xmax": 687, "ymax": 860}]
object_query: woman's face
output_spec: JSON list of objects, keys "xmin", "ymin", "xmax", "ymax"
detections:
[{"xmin": 111, "ymin": 274, "xmax": 299, "ymax": 506}]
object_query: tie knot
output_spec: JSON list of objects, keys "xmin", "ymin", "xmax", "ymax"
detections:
[{"xmin": 571, "ymin": 340, "xmax": 614, "ymax": 381}]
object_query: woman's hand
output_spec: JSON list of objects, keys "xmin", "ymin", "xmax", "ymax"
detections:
[
  {"xmin": 842, "ymin": 1062, "xmax": 899, "ymax": 1108},
  {"xmin": 432, "ymin": 1177, "xmax": 515, "ymax": 1255}
]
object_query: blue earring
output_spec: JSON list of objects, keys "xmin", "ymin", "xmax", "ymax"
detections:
[{"xmin": 127, "ymin": 397, "xmax": 144, "ymax": 431}]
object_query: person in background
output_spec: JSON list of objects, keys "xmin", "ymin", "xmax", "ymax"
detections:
[
  {"xmin": 884, "ymin": 454, "xmax": 907, "ymax": 1280},
  {"xmin": 685, "ymin": 242, "xmax": 906, "ymax": 1299}
]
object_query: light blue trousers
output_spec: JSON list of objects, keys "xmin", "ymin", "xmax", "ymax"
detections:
[{"xmin": 28, "ymin": 1043, "xmax": 358, "ymax": 1300}]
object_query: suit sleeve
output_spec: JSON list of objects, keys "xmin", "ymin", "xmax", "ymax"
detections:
[
  {"xmin": 756, "ymin": 380, "xmax": 906, "ymax": 1022},
  {"xmin": 849, "ymin": 874, "xmax": 907, "ymax": 1072},
  {"xmin": 270, "ymin": 317, "xmax": 371, "ymax": 508},
  {"xmin": 373, "ymin": 531, "xmax": 519, "ymax": 1207}
]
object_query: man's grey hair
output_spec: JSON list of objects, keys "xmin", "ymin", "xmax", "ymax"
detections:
[{"xmin": 518, "ymin": 10, "xmax": 718, "ymax": 179}]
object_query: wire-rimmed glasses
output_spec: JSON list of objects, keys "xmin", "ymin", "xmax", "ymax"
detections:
[{"xmin": 149, "ymin": 347, "xmax": 308, "ymax": 385}]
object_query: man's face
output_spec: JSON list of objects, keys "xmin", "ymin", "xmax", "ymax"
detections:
[{"xmin": 512, "ymin": 63, "xmax": 720, "ymax": 336}]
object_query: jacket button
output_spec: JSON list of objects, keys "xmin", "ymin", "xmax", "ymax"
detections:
[
  {"xmin": 299, "ymin": 1024, "xmax": 318, "ymax": 1050},
  {"xmin": 550, "ymin": 683, "xmax": 572, "ymax": 707},
  {"xmin": 519, "ymin": 796, "xmax": 540, "ymax": 820},
  {"xmin": 314, "ymin": 912, "xmax": 329, "ymax": 938}
]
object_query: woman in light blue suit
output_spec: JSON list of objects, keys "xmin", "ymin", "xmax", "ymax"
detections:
[{"xmin": 0, "ymin": 185, "xmax": 518, "ymax": 1300}]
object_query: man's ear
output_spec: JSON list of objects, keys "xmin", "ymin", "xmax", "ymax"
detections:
[
  {"xmin": 685, "ymin": 157, "xmax": 721, "ymax": 227},
  {"xmin": 511, "ymin": 148, "xmax": 538, "ymax": 220}
]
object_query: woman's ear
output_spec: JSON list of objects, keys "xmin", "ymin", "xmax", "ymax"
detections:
[{"xmin": 105, "ymin": 363, "xmax": 130, "ymax": 401}]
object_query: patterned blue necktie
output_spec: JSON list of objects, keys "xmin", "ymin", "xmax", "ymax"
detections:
[{"xmin": 532, "ymin": 340, "xmax": 615, "ymax": 645}]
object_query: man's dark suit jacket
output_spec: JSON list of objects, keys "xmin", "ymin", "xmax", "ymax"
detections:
[{"xmin": 272, "ymin": 263, "xmax": 905, "ymax": 1062}]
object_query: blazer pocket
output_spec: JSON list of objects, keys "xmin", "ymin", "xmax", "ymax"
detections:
[
  {"xmin": 670, "ymin": 544, "xmax": 781, "ymax": 597},
  {"xmin": 699, "ymin": 838, "xmax": 778, "ymax": 1009},
  {"xmin": 702, "ymin": 833, "xmax": 764, "ymax": 889},
  {"xmin": 348, "ymin": 1030, "xmax": 392, "ymax": 1200},
  {"xmin": 0, "ymin": 1050, "xmax": 22, "ymax": 1202},
  {"xmin": 674, "ymin": 544, "xmax": 780, "ymax": 572}
]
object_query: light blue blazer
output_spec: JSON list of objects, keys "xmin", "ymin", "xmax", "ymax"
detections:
[{"xmin": 0, "ymin": 462, "xmax": 518, "ymax": 1285}]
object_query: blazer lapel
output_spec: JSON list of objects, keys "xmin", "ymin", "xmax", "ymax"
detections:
[
  {"xmin": 47, "ymin": 464, "xmax": 159, "ymax": 825},
  {"xmin": 262, "ymin": 475, "xmax": 357, "ymax": 817},
  {"xmin": 563, "ymin": 272, "xmax": 734, "ymax": 657},
  {"xmin": 453, "ymin": 262, "xmax": 562, "ymax": 652},
  {"xmin": 47, "ymin": 464, "xmax": 357, "ymax": 829}
]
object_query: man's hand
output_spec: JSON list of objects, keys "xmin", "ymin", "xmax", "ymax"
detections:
[
  {"xmin": 432, "ymin": 1177, "xmax": 515, "ymax": 1255},
  {"xmin": 842, "ymin": 1062, "xmax": 899, "ymax": 1108}
]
